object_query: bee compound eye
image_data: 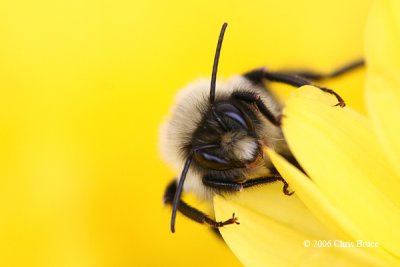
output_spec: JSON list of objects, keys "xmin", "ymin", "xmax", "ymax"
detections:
[
  {"xmin": 215, "ymin": 103, "xmax": 254, "ymax": 131},
  {"xmin": 194, "ymin": 150, "xmax": 245, "ymax": 171}
]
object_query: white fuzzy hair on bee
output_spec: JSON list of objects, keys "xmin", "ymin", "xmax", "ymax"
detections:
[{"xmin": 159, "ymin": 22, "xmax": 363, "ymax": 233}]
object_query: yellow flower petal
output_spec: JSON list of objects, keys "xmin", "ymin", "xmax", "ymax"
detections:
[
  {"xmin": 266, "ymin": 148, "xmax": 361, "ymax": 240},
  {"xmin": 281, "ymin": 86, "xmax": 400, "ymax": 259},
  {"xmin": 365, "ymin": 0, "xmax": 400, "ymax": 177},
  {"xmin": 267, "ymin": 148, "xmax": 395, "ymax": 266},
  {"xmin": 214, "ymin": 185, "xmax": 384, "ymax": 266}
]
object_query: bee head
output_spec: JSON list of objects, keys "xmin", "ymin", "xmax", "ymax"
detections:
[{"xmin": 191, "ymin": 100, "xmax": 262, "ymax": 171}]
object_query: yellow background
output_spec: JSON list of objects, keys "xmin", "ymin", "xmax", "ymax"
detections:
[{"xmin": 0, "ymin": 0, "xmax": 370, "ymax": 266}]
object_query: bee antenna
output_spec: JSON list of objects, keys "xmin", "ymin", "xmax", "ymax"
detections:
[
  {"xmin": 209, "ymin": 22, "xmax": 228, "ymax": 104},
  {"xmin": 170, "ymin": 152, "xmax": 194, "ymax": 233}
]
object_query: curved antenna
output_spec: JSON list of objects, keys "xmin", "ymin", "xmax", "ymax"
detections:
[
  {"xmin": 170, "ymin": 152, "xmax": 194, "ymax": 233},
  {"xmin": 209, "ymin": 23, "xmax": 228, "ymax": 104}
]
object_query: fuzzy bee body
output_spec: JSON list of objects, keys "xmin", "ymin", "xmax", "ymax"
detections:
[
  {"xmin": 160, "ymin": 76, "xmax": 290, "ymax": 200},
  {"xmin": 160, "ymin": 23, "xmax": 363, "ymax": 233}
]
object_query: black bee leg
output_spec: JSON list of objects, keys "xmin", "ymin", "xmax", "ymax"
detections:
[
  {"xmin": 264, "ymin": 71, "xmax": 345, "ymax": 107},
  {"xmin": 282, "ymin": 59, "xmax": 364, "ymax": 81},
  {"xmin": 244, "ymin": 59, "xmax": 364, "ymax": 85},
  {"xmin": 163, "ymin": 179, "xmax": 239, "ymax": 228},
  {"xmin": 203, "ymin": 175, "xmax": 294, "ymax": 195},
  {"xmin": 232, "ymin": 91, "xmax": 281, "ymax": 126},
  {"xmin": 244, "ymin": 67, "xmax": 350, "ymax": 107}
]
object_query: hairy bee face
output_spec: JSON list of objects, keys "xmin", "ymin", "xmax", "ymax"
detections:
[{"xmin": 191, "ymin": 100, "xmax": 261, "ymax": 172}]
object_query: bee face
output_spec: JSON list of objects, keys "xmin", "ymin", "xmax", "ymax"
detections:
[{"xmin": 190, "ymin": 100, "xmax": 262, "ymax": 172}]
